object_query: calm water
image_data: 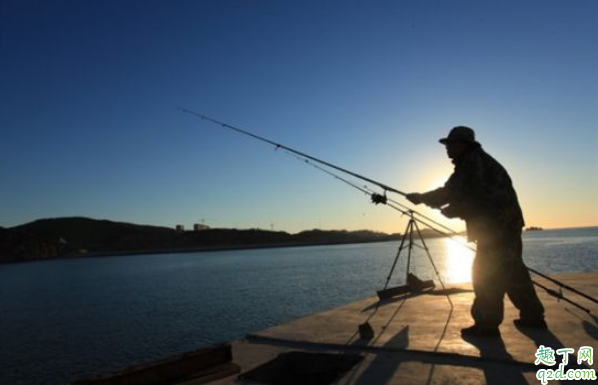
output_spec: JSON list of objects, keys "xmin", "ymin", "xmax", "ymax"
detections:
[{"xmin": 1, "ymin": 227, "xmax": 597, "ymax": 385}]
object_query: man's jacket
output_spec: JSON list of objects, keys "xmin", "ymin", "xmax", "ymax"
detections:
[{"xmin": 421, "ymin": 143, "xmax": 525, "ymax": 242}]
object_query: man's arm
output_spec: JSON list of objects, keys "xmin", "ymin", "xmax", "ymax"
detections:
[
  {"xmin": 407, "ymin": 186, "xmax": 449, "ymax": 208},
  {"xmin": 407, "ymin": 168, "xmax": 469, "ymax": 219}
]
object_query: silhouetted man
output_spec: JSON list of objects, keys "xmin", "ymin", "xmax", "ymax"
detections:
[{"xmin": 406, "ymin": 126, "xmax": 546, "ymax": 338}]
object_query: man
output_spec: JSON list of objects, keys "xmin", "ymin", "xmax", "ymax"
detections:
[{"xmin": 406, "ymin": 126, "xmax": 546, "ymax": 337}]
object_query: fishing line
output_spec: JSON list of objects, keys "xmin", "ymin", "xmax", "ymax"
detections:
[{"xmin": 180, "ymin": 107, "xmax": 598, "ymax": 308}]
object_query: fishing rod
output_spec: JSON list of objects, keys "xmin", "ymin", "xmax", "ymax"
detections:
[
  {"xmin": 531, "ymin": 280, "xmax": 590, "ymax": 313},
  {"xmin": 180, "ymin": 108, "xmax": 598, "ymax": 308},
  {"xmin": 178, "ymin": 107, "xmax": 406, "ymax": 197},
  {"xmin": 528, "ymin": 268, "xmax": 598, "ymax": 306}
]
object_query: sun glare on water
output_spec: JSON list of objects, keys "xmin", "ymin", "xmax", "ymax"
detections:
[{"xmin": 444, "ymin": 236, "xmax": 475, "ymax": 283}]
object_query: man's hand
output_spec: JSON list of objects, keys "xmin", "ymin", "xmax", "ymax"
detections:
[{"xmin": 406, "ymin": 193, "xmax": 423, "ymax": 205}]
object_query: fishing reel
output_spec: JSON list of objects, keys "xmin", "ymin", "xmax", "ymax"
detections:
[{"xmin": 370, "ymin": 192, "xmax": 388, "ymax": 205}]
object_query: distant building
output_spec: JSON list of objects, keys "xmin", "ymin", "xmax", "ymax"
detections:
[
  {"xmin": 193, "ymin": 223, "xmax": 210, "ymax": 231},
  {"xmin": 175, "ymin": 224, "xmax": 185, "ymax": 231}
]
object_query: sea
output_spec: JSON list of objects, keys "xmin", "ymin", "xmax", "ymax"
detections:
[{"xmin": 0, "ymin": 227, "xmax": 597, "ymax": 385}]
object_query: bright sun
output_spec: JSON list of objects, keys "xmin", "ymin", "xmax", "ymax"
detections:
[{"xmin": 444, "ymin": 236, "xmax": 475, "ymax": 283}]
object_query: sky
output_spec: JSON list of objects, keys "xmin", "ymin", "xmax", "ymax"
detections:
[{"xmin": 1, "ymin": 0, "xmax": 597, "ymax": 234}]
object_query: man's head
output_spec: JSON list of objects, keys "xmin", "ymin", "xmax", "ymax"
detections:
[{"xmin": 439, "ymin": 126, "xmax": 478, "ymax": 159}]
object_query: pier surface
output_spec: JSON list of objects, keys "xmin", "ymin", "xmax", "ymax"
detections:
[{"xmin": 202, "ymin": 272, "xmax": 598, "ymax": 385}]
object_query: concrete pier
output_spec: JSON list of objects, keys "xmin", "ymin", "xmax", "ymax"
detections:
[{"xmin": 205, "ymin": 272, "xmax": 597, "ymax": 385}]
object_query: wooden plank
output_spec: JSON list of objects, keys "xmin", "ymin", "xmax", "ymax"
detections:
[
  {"xmin": 70, "ymin": 344, "xmax": 235, "ymax": 385},
  {"xmin": 177, "ymin": 363, "xmax": 241, "ymax": 385},
  {"xmin": 377, "ymin": 284, "xmax": 411, "ymax": 300},
  {"xmin": 377, "ymin": 280, "xmax": 435, "ymax": 300}
]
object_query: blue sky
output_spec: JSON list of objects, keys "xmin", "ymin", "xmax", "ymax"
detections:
[{"xmin": 1, "ymin": 0, "xmax": 597, "ymax": 233}]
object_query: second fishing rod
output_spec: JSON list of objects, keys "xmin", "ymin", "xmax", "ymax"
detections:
[{"xmin": 180, "ymin": 107, "xmax": 598, "ymax": 309}]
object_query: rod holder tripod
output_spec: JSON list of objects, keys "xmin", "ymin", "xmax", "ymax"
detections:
[{"xmin": 377, "ymin": 211, "xmax": 445, "ymax": 300}]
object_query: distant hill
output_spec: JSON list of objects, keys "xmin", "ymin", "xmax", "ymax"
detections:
[
  {"xmin": 1, "ymin": 217, "xmax": 403, "ymax": 264},
  {"xmin": 0, "ymin": 225, "xmax": 79, "ymax": 263},
  {"xmin": 11, "ymin": 217, "xmax": 178, "ymax": 253}
]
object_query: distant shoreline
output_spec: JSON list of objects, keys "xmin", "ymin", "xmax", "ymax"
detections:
[
  {"xmin": 3, "ymin": 216, "xmax": 595, "ymax": 266},
  {"xmin": 2, "ymin": 217, "xmax": 412, "ymax": 264},
  {"xmin": 78, "ymin": 237, "xmax": 403, "ymax": 257},
  {"xmin": 8, "ymin": 226, "xmax": 598, "ymax": 265},
  {"xmin": 0, "ymin": 238, "xmax": 405, "ymax": 265}
]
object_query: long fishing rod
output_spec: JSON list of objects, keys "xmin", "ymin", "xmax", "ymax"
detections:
[
  {"xmin": 178, "ymin": 107, "xmax": 406, "ymax": 197},
  {"xmin": 180, "ymin": 107, "xmax": 598, "ymax": 308},
  {"xmin": 180, "ymin": 107, "xmax": 463, "ymax": 248},
  {"xmin": 180, "ymin": 108, "xmax": 496, "ymax": 251},
  {"xmin": 528, "ymin": 268, "xmax": 598, "ymax": 306}
]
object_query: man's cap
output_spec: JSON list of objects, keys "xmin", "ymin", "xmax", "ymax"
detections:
[{"xmin": 439, "ymin": 126, "xmax": 478, "ymax": 145}]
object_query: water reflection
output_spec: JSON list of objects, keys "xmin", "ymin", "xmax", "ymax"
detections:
[{"xmin": 444, "ymin": 236, "xmax": 475, "ymax": 283}]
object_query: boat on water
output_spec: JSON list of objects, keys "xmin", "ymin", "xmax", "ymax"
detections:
[{"xmin": 525, "ymin": 226, "xmax": 544, "ymax": 231}]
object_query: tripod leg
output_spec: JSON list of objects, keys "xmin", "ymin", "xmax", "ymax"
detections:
[
  {"xmin": 406, "ymin": 219, "xmax": 414, "ymax": 282},
  {"xmin": 413, "ymin": 220, "xmax": 452, "ymax": 306},
  {"xmin": 383, "ymin": 220, "xmax": 411, "ymax": 290}
]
